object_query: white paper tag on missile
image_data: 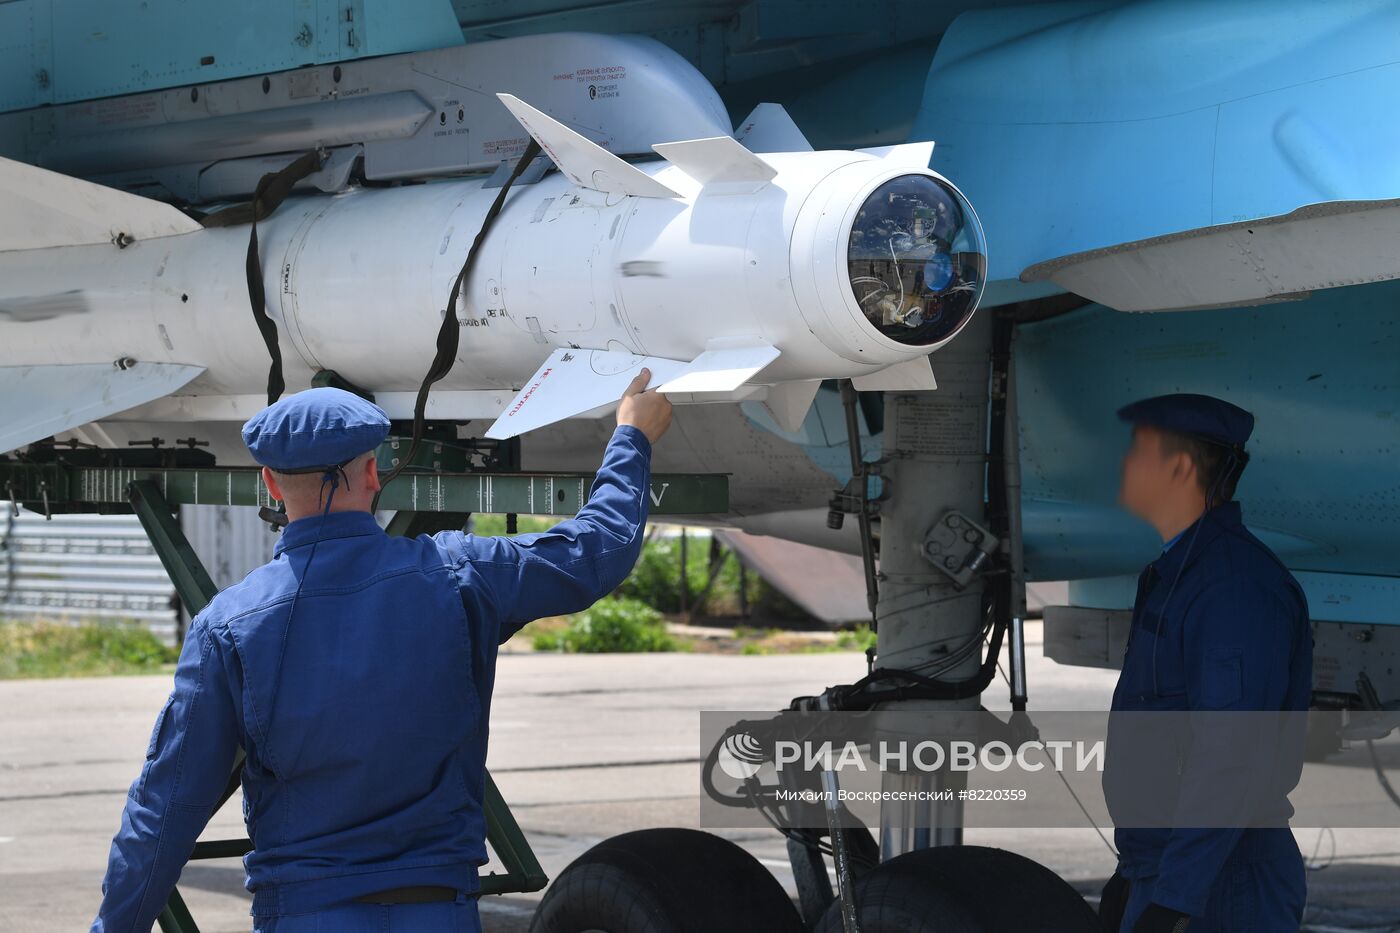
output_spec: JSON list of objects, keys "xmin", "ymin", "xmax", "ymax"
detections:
[{"xmin": 483, "ymin": 345, "xmax": 778, "ymax": 439}]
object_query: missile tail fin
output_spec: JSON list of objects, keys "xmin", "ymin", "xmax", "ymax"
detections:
[
  {"xmin": 0, "ymin": 157, "xmax": 201, "ymax": 252},
  {"xmin": 484, "ymin": 344, "xmax": 780, "ymax": 440},
  {"xmin": 652, "ymin": 137, "xmax": 776, "ymax": 192},
  {"xmin": 0, "ymin": 362, "xmax": 205, "ymax": 455},
  {"xmin": 495, "ymin": 93, "xmax": 679, "ymax": 199},
  {"xmin": 735, "ymin": 104, "xmax": 813, "ymax": 153}
]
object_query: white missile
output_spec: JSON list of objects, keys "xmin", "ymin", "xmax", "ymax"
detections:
[{"xmin": 0, "ymin": 95, "xmax": 986, "ymax": 457}]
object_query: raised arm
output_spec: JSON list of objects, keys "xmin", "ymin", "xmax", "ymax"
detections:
[{"xmin": 440, "ymin": 369, "xmax": 673, "ymax": 640}]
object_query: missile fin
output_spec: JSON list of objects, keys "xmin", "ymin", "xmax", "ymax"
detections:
[
  {"xmin": 653, "ymin": 344, "xmax": 779, "ymax": 393},
  {"xmin": 651, "ymin": 137, "xmax": 777, "ymax": 191},
  {"xmin": 735, "ymin": 103, "xmax": 813, "ymax": 153},
  {"xmin": 851, "ymin": 356, "xmax": 938, "ymax": 392},
  {"xmin": 760, "ymin": 380, "xmax": 822, "ymax": 433},
  {"xmin": 0, "ymin": 362, "xmax": 205, "ymax": 455},
  {"xmin": 485, "ymin": 344, "xmax": 780, "ymax": 439},
  {"xmin": 857, "ymin": 142, "xmax": 936, "ymax": 169},
  {"xmin": 0, "ymin": 157, "xmax": 201, "ymax": 252},
  {"xmin": 495, "ymin": 94, "xmax": 679, "ymax": 199},
  {"xmin": 485, "ymin": 348, "xmax": 687, "ymax": 440}
]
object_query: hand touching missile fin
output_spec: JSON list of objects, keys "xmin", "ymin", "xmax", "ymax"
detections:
[
  {"xmin": 495, "ymin": 93, "xmax": 679, "ymax": 199},
  {"xmin": 484, "ymin": 344, "xmax": 780, "ymax": 440},
  {"xmin": 485, "ymin": 349, "xmax": 686, "ymax": 440}
]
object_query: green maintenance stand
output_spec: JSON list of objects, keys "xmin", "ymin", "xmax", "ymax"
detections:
[{"xmin": 0, "ymin": 457, "xmax": 727, "ymax": 932}]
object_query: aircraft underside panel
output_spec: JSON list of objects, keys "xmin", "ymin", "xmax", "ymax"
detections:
[
  {"xmin": 917, "ymin": 0, "xmax": 1400, "ymax": 290},
  {"xmin": 1014, "ymin": 279, "xmax": 1400, "ymax": 592}
]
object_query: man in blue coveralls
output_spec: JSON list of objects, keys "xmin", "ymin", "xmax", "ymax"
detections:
[
  {"xmin": 1100, "ymin": 394, "xmax": 1312, "ymax": 933},
  {"xmin": 91, "ymin": 371, "xmax": 672, "ymax": 932}
]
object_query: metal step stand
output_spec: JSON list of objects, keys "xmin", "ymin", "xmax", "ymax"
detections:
[{"xmin": 0, "ymin": 455, "xmax": 727, "ymax": 933}]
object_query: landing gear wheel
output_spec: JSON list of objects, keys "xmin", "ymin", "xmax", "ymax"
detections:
[
  {"xmin": 529, "ymin": 828, "xmax": 803, "ymax": 933},
  {"xmin": 814, "ymin": 845, "xmax": 1099, "ymax": 933}
]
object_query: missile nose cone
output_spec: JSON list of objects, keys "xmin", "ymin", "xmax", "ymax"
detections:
[{"xmin": 846, "ymin": 173, "xmax": 987, "ymax": 348}]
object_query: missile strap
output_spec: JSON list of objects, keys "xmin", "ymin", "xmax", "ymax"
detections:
[
  {"xmin": 227, "ymin": 141, "xmax": 539, "ymax": 467},
  {"xmin": 243, "ymin": 151, "xmax": 325, "ymax": 405},
  {"xmin": 380, "ymin": 137, "xmax": 543, "ymax": 489}
]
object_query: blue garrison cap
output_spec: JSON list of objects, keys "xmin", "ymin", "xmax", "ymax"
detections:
[
  {"xmin": 1117, "ymin": 393, "xmax": 1254, "ymax": 448},
  {"xmin": 242, "ymin": 387, "xmax": 390, "ymax": 472}
]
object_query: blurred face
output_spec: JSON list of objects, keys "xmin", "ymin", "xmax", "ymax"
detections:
[{"xmin": 1119, "ymin": 425, "xmax": 1192, "ymax": 521}]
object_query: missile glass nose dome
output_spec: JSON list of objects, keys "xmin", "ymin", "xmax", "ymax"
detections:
[{"xmin": 846, "ymin": 174, "xmax": 986, "ymax": 346}]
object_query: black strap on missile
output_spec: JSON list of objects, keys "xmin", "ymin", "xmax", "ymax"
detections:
[
  {"xmin": 380, "ymin": 138, "xmax": 542, "ymax": 489},
  {"xmin": 246, "ymin": 151, "xmax": 323, "ymax": 405}
]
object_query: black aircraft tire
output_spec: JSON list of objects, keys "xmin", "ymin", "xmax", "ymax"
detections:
[
  {"xmin": 813, "ymin": 855, "xmax": 983, "ymax": 933},
  {"xmin": 814, "ymin": 845, "xmax": 1099, "ymax": 933},
  {"xmin": 529, "ymin": 828, "xmax": 804, "ymax": 933}
]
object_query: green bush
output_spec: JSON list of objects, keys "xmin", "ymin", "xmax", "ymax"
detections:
[
  {"xmin": 616, "ymin": 534, "xmax": 770, "ymax": 616},
  {"xmin": 469, "ymin": 514, "xmax": 555, "ymax": 537},
  {"xmin": 530, "ymin": 628, "xmax": 564, "ymax": 651},
  {"xmin": 616, "ymin": 537, "xmax": 698, "ymax": 612},
  {"xmin": 0, "ymin": 620, "xmax": 178, "ymax": 679},
  {"xmin": 834, "ymin": 624, "xmax": 877, "ymax": 653},
  {"xmin": 553, "ymin": 598, "xmax": 677, "ymax": 653}
]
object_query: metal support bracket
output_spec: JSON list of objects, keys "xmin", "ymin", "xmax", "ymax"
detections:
[
  {"xmin": 920, "ymin": 510, "xmax": 1000, "ymax": 590},
  {"xmin": 0, "ymin": 462, "xmax": 728, "ymax": 516},
  {"xmin": 829, "ymin": 379, "xmax": 891, "ymax": 636}
]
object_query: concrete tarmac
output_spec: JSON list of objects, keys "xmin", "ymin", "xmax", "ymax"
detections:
[{"xmin": 2, "ymin": 624, "xmax": 1396, "ymax": 931}]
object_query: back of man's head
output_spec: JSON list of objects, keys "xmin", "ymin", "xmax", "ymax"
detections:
[
  {"xmin": 264, "ymin": 450, "xmax": 379, "ymax": 520},
  {"xmin": 1157, "ymin": 430, "xmax": 1248, "ymax": 503}
]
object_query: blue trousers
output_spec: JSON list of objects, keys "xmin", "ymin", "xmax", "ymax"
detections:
[
  {"xmin": 1120, "ymin": 856, "xmax": 1305, "ymax": 932},
  {"xmin": 253, "ymin": 899, "xmax": 481, "ymax": 932}
]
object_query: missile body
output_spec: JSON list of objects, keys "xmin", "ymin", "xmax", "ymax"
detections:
[{"xmin": 0, "ymin": 102, "xmax": 985, "ymax": 450}]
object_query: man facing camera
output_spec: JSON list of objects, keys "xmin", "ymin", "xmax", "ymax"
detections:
[
  {"xmin": 92, "ymin": 371, "xmax": 672, "ymax": 932},
  {"xmin": 1101, "ymin": 394, "xmax": 1312, "ymax": 933}
]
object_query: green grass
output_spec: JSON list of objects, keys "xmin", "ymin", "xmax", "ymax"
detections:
[
  {"xmin": 0, "ymin": 621, "xmax": 177, "ymax": 679},
  {"xmin": 733, "ymin": 623, "xmax": 875, "ymax": 656},
  {"xmin": 0, "ymin": 522, "xmax": 832, "ymax": 675},
  {"xmin": 530, "ymin": 597, "xmax": 684, "ymax": 653}
]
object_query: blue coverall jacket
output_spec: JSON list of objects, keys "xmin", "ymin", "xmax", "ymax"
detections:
[
  {"xmin": 1105, "ymin": 501, "xmax": 1312, "ymax": 931},
  {"xmin": 92, "ymin": 425, "xmax": 653, "ymax": 931}
]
